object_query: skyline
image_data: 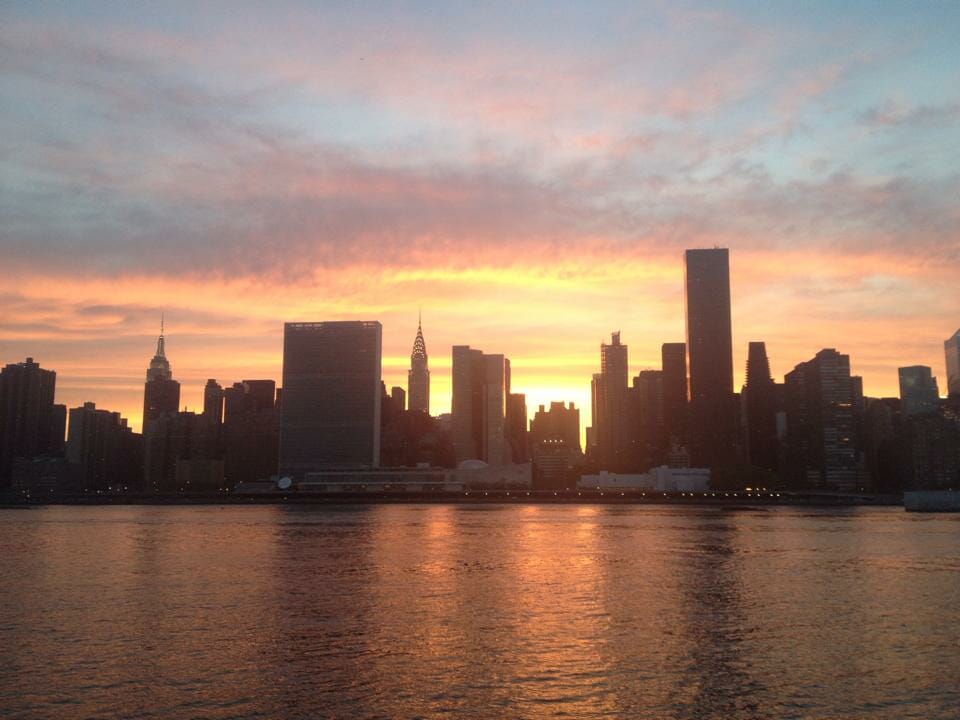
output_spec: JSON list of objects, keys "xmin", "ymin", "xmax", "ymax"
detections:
[
  {"xmin": 3, "ymin": 2, "xmax": 959, "ymax": 432},
  {"xmin": 3, "ymin": 294, "xmax": 957, "ymax": 440}
]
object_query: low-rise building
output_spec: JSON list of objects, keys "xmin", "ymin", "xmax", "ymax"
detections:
[{"xmin": 578, "ymin": 466, "xmax": 710, "ymax": 493}]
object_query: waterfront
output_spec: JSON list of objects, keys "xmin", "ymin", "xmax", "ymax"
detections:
[{"xmin": 1, "ymin": 505, "xmax": 958, "ymax": 719}]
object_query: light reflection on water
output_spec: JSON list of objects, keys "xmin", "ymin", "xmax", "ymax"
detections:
[{"xmin": 1, "ymin": 505, "xmax": 958, "ymax": 719}]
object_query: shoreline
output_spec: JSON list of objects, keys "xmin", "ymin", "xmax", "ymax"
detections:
[{"xmin": 1, "ymin": 491, "xmax": 904, "ymax": 508}]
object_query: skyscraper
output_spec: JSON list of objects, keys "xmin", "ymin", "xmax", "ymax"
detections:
[
  {"xmin": 661, "ymin": 342, "xmax": 687, "ymax": 447},
  {"xmin": 743, "ymin": 342, "xmax": 779, "ymax": 471},
  {"xmin": 222, "ymin": 379, "xmax": 280, "ymax": 488},
  {"xmin": 203, "ymin": 379, "xmax": 224, "ymax": 426},
  {"xmin": 142, "ymin": 319, "xmax": 180, "ymax": 429},
  {"xmin": 451, "ymin": 345, "xmax": 509, "ymax": 465},
  {"xmin": 505, "ymin": 393, "xmax": 528, "ymax": 463},
  {"xmin": 629, "ymin": 370, "xmax": 665, "ymax": 469},
  {"xmin": 588, "ymin": 372, "xmax": 604, "ymax": 459},
  {"xmin": 898, "ymin": 366, "xmax": 940, "ymax": 417},
  {"xmin": 596, "ymin": 332, "xmax": 629, "ymax": 470},
  {"xmin": 529, "ymin": 401, "xmax": 582, "ymax": 489},
  {"xmin": 0, "ymin": 357, "xmax": 59, "ymax": 487},
  {"xmin": 408, "ymin": 315, "xmax": 430, "ymax": 414},
  {"xmin": 66, "ymin": 402, "xmax": 142, "ymax": 492},
  {"xmin": 685, "ymin": 248, "xmax": 736, "ymax": 467},
  {"xmin": 279, "ymin": 321, "xmax": 382, "ymax": 477},
  {"xmin": 784, "ymin": 349, "xmax": 857, "ymax": 491},
  {"xmin": 391, "ymin": 386, "xmax": 406, "ymax": 413},
  {"xmin": 946, "ymin": 329, "xmax": 960, "ymax": 397}
]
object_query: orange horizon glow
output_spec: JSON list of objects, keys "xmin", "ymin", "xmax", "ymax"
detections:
[{"xmin": 2, "ymin": 245, "xmax": 955, "ymax": 439}]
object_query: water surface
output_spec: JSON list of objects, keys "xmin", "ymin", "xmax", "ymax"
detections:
[{"xmin": 1, "ymin": 505, "xmax": 958, "ymax": 719}]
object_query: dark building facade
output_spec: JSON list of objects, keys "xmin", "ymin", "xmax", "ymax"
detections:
[
  {"xmin": 451, "ymin": 345, "xmax": 509, "ymax": 465},
  {"xmin": 899, "ymin": 366, "xmax": 940, "ymax": 417},
  {"xmin": 899, "ymin": 411, "xmax": 960, "ymax": 491},
  {"xmin": 144, "ymin": 411, "xmax": 223, "ymax": 493},
  {"xmin": 280, "ymin": 321, "xmax": 382, "ymax": 477},
  {"xmin": 629, "ymin": 370, "xmax": 665, "ymax": 470},
  {"xmin": 784, "ymin": 349, "xmax": 857, "ymax": 491},
  {"xmin": 391, "ymin": 386, "xmax": 406, "ymax": 413},
  {"xmin": 220, "ymin": 379, "xmax": 280, "ymax": 487},
  {"xmin": 408, "ymin": 317, "xmax": 430, "ymax": 414},
  {"xmin": 0, "ymin": 357, "xmax": 60, "ymax": 487},
  {"xmin": 203, "ymin": 379, "xmax": 224, "ymax": 426},
  {"xmin": 529, "ymin": 401, "xmax": 582, "ymax": 489},
  {"xmin": 596, "ymin": 332, "xmax": 629, "ymax": 470},
  {"xmin": 661, "ymin": 342, "xmax": 687, "ymax": 448},
  {"xmin": 530, "ymin": 402, "xmax": 581, "ymax": 452},
  {"xmin": 66, "ymin": 402, "xmax": 142, "ymax": 492},
  {"xmin": 685, "ymin": 248, "xmax": 736, "ymax": 468},
  {"xmin": 506, "ymin": 392, "xmax": 529, "ymax": 463},
  {"xmin": 743, "ymin": 342, "xmax": 779, "ymax": 472}
]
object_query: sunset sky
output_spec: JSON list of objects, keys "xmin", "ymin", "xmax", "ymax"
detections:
[{"xmin": 2, "ymin": 1, "xmax": 958, "ymax": 433}]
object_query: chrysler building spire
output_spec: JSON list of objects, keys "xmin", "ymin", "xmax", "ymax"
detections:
[{"xmin": 408, "ymin": 314, "xmax": 430, "ymax": 414}]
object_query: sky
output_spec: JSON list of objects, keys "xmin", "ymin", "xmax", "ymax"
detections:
[{"xmin": 1, "ymin": 1, "xmax": 959, "ymax": 434}]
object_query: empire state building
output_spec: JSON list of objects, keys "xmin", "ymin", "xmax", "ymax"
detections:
[
  {"xmin": 407, "ymin": 315, "xmax": 430, "ymax": 414},
  {"xmin": 142, "ymin": 317, "xmax": 180, "ymax": 429}
]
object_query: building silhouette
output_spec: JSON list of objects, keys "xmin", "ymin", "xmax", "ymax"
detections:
[
  {"xmin": 451, "ymin": 345, "xmax": 509, "ymax": 465},
  {"xmin": 661, "ymin": 342, "xmax": 687, "ymax": 448},
  {"xmin": 595, "ymin": 332, "xmax": 629, "ymax": 470},
  {"xmin": 218, "ymin": 379, "xmax": 280, "ymax": 487},
  {"xmin": 144, "ymin": 410, "xmax": 223, "ymax": 492},
  {"xmin": 391, "ymin": 386, "xmax": 406, "ymax": 413},
  {"xmin": 279, "ymin": 321, "xmax": 382, "ymax": 478},
  {"xmin": 587, "ymin": 372, "xmax": 603, "ymax": 460},
  {"xmin": 899, "ymin": 410, "xmax": 960, "ymax": 491},
  {"xmin": 743, "ymin": 342, "xmax": 779, "ymax": 472},
  {"xmin": 0, "ymin": 357, "xmax": 62, "ymax": 487},
  {"xmin": 505, "ymin": 392, "xmax": 529, "ymax": 462},
  {"xmin": 945, "ymin": 329, "xmax": 960, "ymax": 397},
  {"xmin": 66, "ymin": 402, "xmax": 142, "ymax": 492},
  {"xmin": 142, "ymin": 319, "xmax": 180, "ymax": 429},
  {"xmin": 685, "ymin": 248, "xmax": 736, "ymax": 468},
  {"xmin": 203, "ymin": 379, "xmax": 224, "ymax": 426},
  {"xmin": 530, "ymin": 401, "xmax": 581, "ymax": 452},
  {"xmin": 898, "ymin": 366, "xmax": 940, "ymax": 417},
  {"xmin": 784, "ymin": 348, "xmax": 857, "ymax": 491},
  {"xmin": 529, "ymin": 402, "xmax": 582, "ymax": 488},
  {"xmin": 629, "ymin": 370, "xmax": 665, "ymax": 470},
  {"xmin": 408, "ymin": 315, "xmax": 430, "ymax": 414}
]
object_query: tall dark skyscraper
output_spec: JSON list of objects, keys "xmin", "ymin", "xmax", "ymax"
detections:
[
  {"xmin": 203, "ymin": 379, "xmax": 224, "ymax": 426},
  {"xmin": 279, "ymin": 321, "xmax": 382, "ymax": 477},
  {"xmin": 505, "ymin": 392, "xmax": 528, "ymax": 463},
  {"xmin": 408, "ymin": 315, "xmax": 430, "ymax": 414},
  {"xmin": 629, "ymin": 369, "xmax": 664, "ymax": 469},
  {"xmin": 661, "ymin": 342, "xmax": 687, "ymax": 448},
  {"xmin": 685, "ymin": 248, "xmax": 736, "ymax": 467},
  {"xmin": 596, "ymin": 332, "xmax": 629, "ymax": 470},
  {"xmin": 784, "ymin": 348, "xmax": 857, "ymax": 491},
  {"xmin": 743, "ymin": 342, "xmax": 779, "ymax": 472},
  {"xmin": 946, "ymin": 329, "xmax": 960, "ymax": 397},
  {"xmin": 222, "ymin": 379, "xmax": 280, "ymax": 488},
  {"xmin": 451, "ymin": 345, "xmax": 509, "ymax": 465},
  {"xmin": 142, "ymin": 319, "xmax": 180, "ymax": 429},
  {"xmin": 0, "ymin": 357, "xmax": 59, "ymax": 487}
]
